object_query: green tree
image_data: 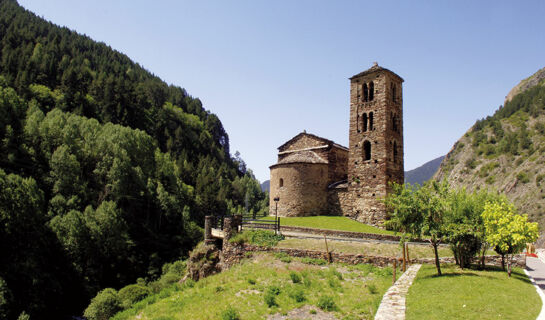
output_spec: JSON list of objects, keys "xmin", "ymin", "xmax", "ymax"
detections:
[
  {"xmin": 385, "ymin": 180, "xmax": 449, "ymax": 275},
  {"xmin": 482, "ymin": 200, "xmax": 539, "ymax": 276}
]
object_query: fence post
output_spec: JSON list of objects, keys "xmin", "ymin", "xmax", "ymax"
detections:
[
  {"xmin": 222, "ymin": 216, "xmax": 233, "ymax": 248},
  {"xmin": 393, "ymin": 259, "xmax": 397, "ymax": 284},
  {"xmin": 204, "ymin": 215, "xmax": 214, "ymax": 245},
  {"xmin": 405, "ymin": 243, "xmax": 410, "ymax": 265},
  {"xmin": 402, "ymin": 244, "xmax": 407, "ymax": 272}
]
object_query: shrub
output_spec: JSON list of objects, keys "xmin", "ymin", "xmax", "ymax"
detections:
[
  {"xmin": 289, "ymin": 271, "xmax": 301, "ymax": 284},
  {"xmin": 289, "ymin": 287, "xmax": 306, "ymax": 302},
  {"xmin": 84, "ymin": 288, "xmax": 122, "ymax": 320},
  {"xmin": 221, "ymin": 307, "xmax": 240, "ymax": 320},
  {"xmin": 118, "ymin": 284, "xmax": 151, "ymax": 309},
  {"xmin": 517, "ymin": 172, "xmax": 530, "ymax": 184},
  {"xmin": 317, "ymin": 295, "xmax": 336, "ymax": 311},
  {"xmin": 247, "ymin": 278, "xmax": 256, "ymax": 285},
  {"xmin": 264, "ymin": 291, "xmax": 277, "ymax": 307},
  {"xmin": 367, "ymin": 284, "xmax": 378, "ymax": 294}
]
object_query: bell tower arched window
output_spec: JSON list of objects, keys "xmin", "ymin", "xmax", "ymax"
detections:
[
  {"xmin": 363, "ymin": 141, "xmax": 371, "ymax": 161},
  {"xmin": 369, "ymin": 81, "xmax": 374, "ymax": 101},
  {"xmin": 363, "ymin": 83, "xmax": 369, "ymax": 102},
  {"xmin": 279, "ymin": 178, "xmax": 284, "ymax": 188},
  {"xmin": 369, "ymin": 112, "xmax": 374, "ymax": 131},
  {"xmin": 362, "ymin": 113, "xmax": 368, "ymax": 132},
  {"xmin": 391, "ymin": 83, "xmax": 397, "ymax": 103}
]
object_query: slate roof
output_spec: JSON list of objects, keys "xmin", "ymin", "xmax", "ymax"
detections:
[
  {"xmin": 277, "ymin": 151, "xmax": 328, "ymax": 165},
  {"xmin": 277, "ymin": 132, "xmax": 348, "ymax": 151},
  {"xmin": 350, "ymin": 63, "xmax": 404, "ymax": 82}
]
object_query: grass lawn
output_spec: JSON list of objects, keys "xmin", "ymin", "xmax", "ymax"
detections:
[
  {"xmin": 262, "ymin": 215, "xmax": 396, "ymax": 235},
  {"xmin": 277, "ymin": 238, "xmax": 453, "ymax": 259},
  {"xmin": 406, "ymin": 264, "xmax": 542, "ymax": 320},
  {"xmin": 113, "ymin": 253, "xmax": 395, "ymax": 320}
]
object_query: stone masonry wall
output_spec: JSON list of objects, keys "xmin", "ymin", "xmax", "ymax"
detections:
[
  {"xmin": 270, "ymin": 163, "xmax": 329, "ymax": 217},
  {"xmin": 327, "ymin": 187, "xmax": 352, "ymax": 217},
  {"xmin": 346, "ymin": 68, "xmax": 404, "ymax": 226},
  {"xmin": 327, "ymin": 146, "xmax": 348, "ymax": 184},
  {"xmin": 280, "ymin": 134, "xmax": 328, "ymax": 153}
]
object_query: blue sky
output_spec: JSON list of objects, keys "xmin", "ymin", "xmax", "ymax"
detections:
[{"xmin": 19, "ymin": 0, "xmax": 545, "ymax": 182}]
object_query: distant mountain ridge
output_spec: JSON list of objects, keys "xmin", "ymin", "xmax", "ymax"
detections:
[{"xmin": 405, "ymin": 156, "xmax": 445, "ymax": 185}]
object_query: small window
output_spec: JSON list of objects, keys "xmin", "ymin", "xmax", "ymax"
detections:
[
  {"xmin": 369, "ymin": 81, "xmax": 374, "ymax": 101},
  {"xmin": 391, "ymin": 83, "xmax": 397, "ymax": 103},
  {"xmin": 362, "ymin": 113, "xmax": 368, "ymax": 132},
  {"xmin": 393, "ymin": 141, "xmax": 398, "ymax": 162},
  {"xmin": 369, "ymin": 112, "xmax": 374, "ymax": 131},
  {"xmin": 363, "ymin": 141, "xmax": 371, "ymax": 161},
  {"xmin": 279, "ymin": 178, "xmax": 284, "ymax": 188},
  {"xmin": 363, "ymin": 83, "xmax": 369, "ymax": 102}
]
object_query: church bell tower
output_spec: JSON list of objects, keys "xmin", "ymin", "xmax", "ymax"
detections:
[{"xmin": 347, "ymin": 63, "xmax": 404, "ymax": 226}]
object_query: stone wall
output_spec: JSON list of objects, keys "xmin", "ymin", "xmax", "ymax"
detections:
[
  {"xmin": 327, "ymin": 146, "xmax": 348, "ymax": 184},
  {"xmin": 221, "ymin": 243, "xmax": 527, "ymax": 269},
  {"xmin": 327, "ymin": 186, "xmax": 352, "ymax": 217},
  {"xmin": 270, "ymin": 162, "xmax": 329, "ymax": 217},
  {"xmin": 346, "ymin": 66, "xmax": 404, "ymax": 226}
]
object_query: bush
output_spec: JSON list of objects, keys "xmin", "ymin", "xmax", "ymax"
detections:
[
  {"xmin": 118, "ymin": 284, "xmax": 151, "ymax": 309},
  {"xmin": 247, "ymin": 278, "xmax": 256, "ymax": 285},
  {"xmin": 221, "ymin": 307, "xmax": 240, "ymax": 320},
  {"xmin": 84, "ymin": 288, "xmax": 123, "ymax": 320},
  {"xmin": 517, "ymin": 172, "xmax": 530, "ymax": 184},
  {"xmin": 317, "ymin": 295, "xmax": 336, "ymax": 311},
  {"xmin": 289, "ymin": 287, "xmax": 306, "ymax": 302},
  {"xmin": 289, "ymin": 271, "xmax": 301, "ymax": 284},
  {"xmin": 264, "ymin": 291, "xmax": 277, "ymax": 307},
  {"xmin": 367, "ymin": 284, "xmax": 378, "ymax": 294}
]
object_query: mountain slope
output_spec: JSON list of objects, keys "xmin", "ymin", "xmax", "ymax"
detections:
[
  {"xmin": 435, "ymin": 66, "xmax": 545, "ymax": 234},
  {"xmin": 0, "ymin": 0, "xmax": 267, "ymax": 318},
  {"xmin": 405, "ymin": 156, "xmax": 445, "ymax": 185}
]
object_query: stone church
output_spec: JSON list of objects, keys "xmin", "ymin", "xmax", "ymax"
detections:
[{"xmin": 269, "ymin": 63, "xmax": 404, "ymax": 226}]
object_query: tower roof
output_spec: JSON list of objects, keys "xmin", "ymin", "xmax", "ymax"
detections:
[{"xmin": 349, "ymin": 63, "xmax": 404, "ymax": 82}]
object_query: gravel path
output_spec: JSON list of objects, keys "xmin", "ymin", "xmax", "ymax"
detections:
[{"xmin": 374, "ymin": 264, "xmax": 421, "ymax": 320}]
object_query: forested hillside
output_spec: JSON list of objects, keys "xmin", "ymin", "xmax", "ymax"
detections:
[
  {"xmin": 435, "ymin": 67, "xmax": 545, "ymax": 239},
  {"xmin": 0, "ymin": 0, "xmax": 267, "ymax": 318}
]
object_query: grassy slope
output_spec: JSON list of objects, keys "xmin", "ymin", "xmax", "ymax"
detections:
[
  {"xmin": 263, "ymin": 216, "xmax": 396, "ymax": 235},
  {"xmin": 113, "ymin": 253, "xmax": 395, "ymax": 320},
  {"xmin": 406, "ymin": 264, "xmax": 541, "ymax": 320}
]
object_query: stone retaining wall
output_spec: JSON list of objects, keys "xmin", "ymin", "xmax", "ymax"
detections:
[{"xmin": 221, "ymin": 243, "xmax": 526, "ymax": 269}]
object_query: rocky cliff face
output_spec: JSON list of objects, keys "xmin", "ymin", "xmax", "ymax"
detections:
[
  {"xmin": 504, "ymin": 67, "xmax": 545, "ymax": 104},
  {"xmin": 435, "ymin": 67, "xmax": 545, "ymax": 237}
]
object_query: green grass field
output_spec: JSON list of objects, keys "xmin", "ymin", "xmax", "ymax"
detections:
[
  {"xmin": 113, "ymin": 253, "xmax": 396, "ymax": 320},
  {"xmin": 406, "ymin": 264, "xmax": 541, "ymax": 320},
  {"xmin": 262, "ymin": 215, "xmax": 396, "ymax": 235}
]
